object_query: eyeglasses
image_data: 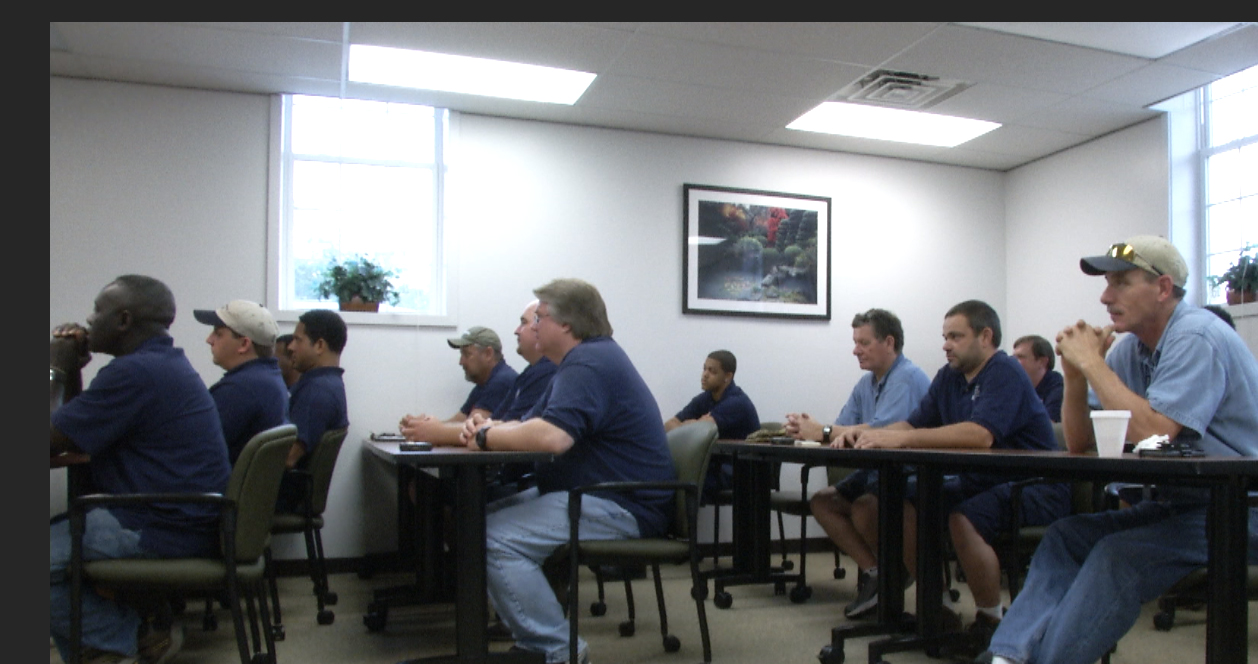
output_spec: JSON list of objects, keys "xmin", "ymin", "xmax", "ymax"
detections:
[
  {"xmin": 533, "ymin": 311, "xmax": 552, "ymax": 325},
  {"xmin": 1106, "ymin": 243, "xmax": 1163, "ymax": 276}
]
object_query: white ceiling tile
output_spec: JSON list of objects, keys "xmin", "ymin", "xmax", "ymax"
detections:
[
  {"xmin": 960, "ymin": 124, "xmax": 1092, "ymax": 158},
  {"xmin": 637, "ymin": 22, "xmax": 942, "ymax": 66},
  {"xmin": 959, "ymin": 22, "xmax": 1241, "ymax": 59},
  {"xmin": 928, "ymin": 83, "xmax": 1069, "ymax": 123},
  {"xmin": 1082, "ymin": 63, "xmax": 1220, "ymax": 106},
  {"xmin": 1159, "ymin": 24, "xmax": 1258, "ymax": 76},
  {"xmin": 1014, "ymin": 97, "xmax": 1161, "ymax": 136}
]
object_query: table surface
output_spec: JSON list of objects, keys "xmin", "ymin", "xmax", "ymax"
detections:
[{"xmin": 365, "ymin": 440, "xmax": 553, "ymax": 466}]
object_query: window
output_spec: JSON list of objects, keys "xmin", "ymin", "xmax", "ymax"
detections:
[
  {"xmin": 1199, "ymin": 66, "xmax": 1256, "ymax": 304},
  {"xmin": 269, "ymin": 94, "xmax": 455, "ymax": 325}
]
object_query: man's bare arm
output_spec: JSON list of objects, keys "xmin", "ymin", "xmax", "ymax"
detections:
[
  {"xmin": 462, "ymin": 417, "xmax": 574, "ymax": 455},
  {"xmin": 851, "ymin": 421, "xmax": 992, "ymax": 450}
]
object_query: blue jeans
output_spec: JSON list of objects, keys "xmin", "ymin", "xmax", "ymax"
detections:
[
  {"xmin": 50, "ymin": 509, "xmax": 153, "ymax": 661},
  {"xmin": 988, "ymin": 501, "xmax": 1258, "ymax": 664},
  {"xmin": 485, "ymin": 488, "xmax": 639, "ymax": 663}
]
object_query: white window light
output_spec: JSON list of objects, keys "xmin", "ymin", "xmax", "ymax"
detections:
[
  {"xmin": 349, "ymin": 44, "xmax": 596, "ymax": 106},
  {"xmin": 787, "ymin": 102, "xmax": 1000, "ymax": 148}
]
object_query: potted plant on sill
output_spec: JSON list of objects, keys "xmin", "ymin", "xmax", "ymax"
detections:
[
  {"xmin": 1209, "ymin": 245, "xmax": 1258, "ymax": 305},
  {"xmin": 316, "ymin": 255, "xmax": 400, "ymax": 312}
]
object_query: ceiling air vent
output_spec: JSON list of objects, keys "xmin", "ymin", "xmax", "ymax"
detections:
[{"xmin": 834, "ymin": 70, "xmax": 971, "ymax": 109}]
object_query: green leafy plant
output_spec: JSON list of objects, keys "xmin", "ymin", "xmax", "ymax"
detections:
[
  {"xmin": 1208, "ymin": 245, "xmax": 1258, "ymax": 295},
  {"xmin": 316, "ymin": 255, "xmax": 400, "ymax": 305}
]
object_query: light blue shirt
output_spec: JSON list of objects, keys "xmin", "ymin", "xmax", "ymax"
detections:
[
  {"xmin": 836, "ymin": 353, "xmax": 932, "ymax": 428},
  {"xmin": 1102, "ymin": 301, "xmax": 1258, "ymax": 457}
]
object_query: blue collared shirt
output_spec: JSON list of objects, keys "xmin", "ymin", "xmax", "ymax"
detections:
[{"xmin": 836, "ymin": 353, "xmax": 931, "ymax": 428}]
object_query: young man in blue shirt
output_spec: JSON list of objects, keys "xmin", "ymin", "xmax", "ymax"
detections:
[
  {"xmin": 195, "ymin": 299, "xmax": 289, "ymax": 464},
  {"xmin": 786, "ymin": 308, "xmax": 931, "ymax": 619},
  {"xmin": 277, "ymin": 308, "xmax": 349, "ymax": 511},
  {"xmin": 843, "ymin": 301, "xmax": 1067, "ymax": 647},
  {"xmin": 665, "ymin": 349, "xmax": 759, "ymax": 499},
  {"xmin": 51, "ymin": 275, "xmax": 231, "ymax": 664},
  {"xmin": 979, "ymin": 236, "xmax": 1258, "ymax": 664},
  {"xmin": 460, "ymin": 278, "xmax": 675, "ymax": 664}
]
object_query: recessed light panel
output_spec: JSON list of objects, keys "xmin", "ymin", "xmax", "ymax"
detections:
[
  {"xmin": 787, "ymin": 102, "xmax": 1000, "ymax": 148},
  {"xmin": 349, "ymin": 44, "xmax": 596, "ymax": 106}
]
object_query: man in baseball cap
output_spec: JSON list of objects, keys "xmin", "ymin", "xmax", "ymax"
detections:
[
  {"xmin": 194, "ymin": 300, "xmax": 289, "ymax": 463},
  {"xmin": 979, "ymin": 236, "xmax": 1258, "ymax": 664},
  {"xmin": 398, "ymin": 325, "xmax": 518, "ymax": 446}
]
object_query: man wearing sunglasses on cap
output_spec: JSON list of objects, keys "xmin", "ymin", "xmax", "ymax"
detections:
[{"xmin": 977, "ymin": 235, "xmax": 1258, "ymax": 664}]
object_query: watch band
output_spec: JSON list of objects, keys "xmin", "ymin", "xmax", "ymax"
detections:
[
  {"xmin": 475, "ymin": 424, "xmax": 492, "ymax": 451},
  {"xmin": 822, "ymin": 425, "xmax": 832, "ymax": 444}
]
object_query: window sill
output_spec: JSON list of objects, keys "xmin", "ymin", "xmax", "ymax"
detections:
[{"xmin": 272, "ymin": 308, "xmax": 456, "ymax": 328}]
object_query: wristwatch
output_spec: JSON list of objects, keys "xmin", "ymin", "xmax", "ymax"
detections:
[
  {"xmin": 822, "ymin": 425, "xmax": 832, "ymax": 444},
  {"xmin": 475, "ymin": 424, "xmax": 492, "ymax": 451}
]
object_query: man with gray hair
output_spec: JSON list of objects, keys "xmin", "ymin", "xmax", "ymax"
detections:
[
  {"xmin": 399, "ymin": 325, "xmax": 517, "ymax": 446},
  {"xmin": 460, "ymin": 278, "xmax": 675, "ymax": 664},
  {"xmin": 195, "ymin": 299, "xmax": 290, "ymax": 464},
  {"xmin": 1011, "ymin": 334, "xmax": 1063, "ymax": 422},
  {"xmin": 785, "ymin": 308, "xmax": 931, "ymax": 619}
]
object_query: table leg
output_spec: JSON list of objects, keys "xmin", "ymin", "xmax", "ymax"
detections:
[{"xmin": 1206, "ymin": 477, "xmax": 1248, "ymax": 664}]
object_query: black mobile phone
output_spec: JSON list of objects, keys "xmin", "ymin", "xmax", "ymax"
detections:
[
  {"xmin": 770, "ymin": 436, "xmax": 796, "ymax": 446},
  {"xmin": 400, "ymin": 442, "xmax": 433, "ymax": 452},
  {"xmin": 372, "ymin": 432, "xmax": 406, "ymax": 442}
]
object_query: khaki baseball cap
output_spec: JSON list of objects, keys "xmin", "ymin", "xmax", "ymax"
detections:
[
  {"xmin": 447, "ymin": 326, "xmax": 502, "ymax": 352},
  {"xmin": 193, "ymin": 300, "xmax": 279, "ymax": 346},
  {"xmin": 1080, "ymin": 235, "xmax": 1188, "ymax": 288}
]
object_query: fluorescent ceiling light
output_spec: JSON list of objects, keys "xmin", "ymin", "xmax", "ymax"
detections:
[
  {"xmin": 349, "ymin": 44, "xmax": 595, "ymax": 105},
  {"xmin": 787, "ymin": 102, "xmax": 1000, "ymax": 148}
]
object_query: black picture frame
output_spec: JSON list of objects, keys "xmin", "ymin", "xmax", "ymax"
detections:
[{"xmin": 683, "ymin": 184, "xmax": 831, "ymax": 320}]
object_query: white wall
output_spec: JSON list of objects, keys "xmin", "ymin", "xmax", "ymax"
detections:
[
  {"xmin": 65, "ymin": 76, "xmax": 1176, "ymax": 560},
  {"xmin": 1004, "ymin": 118, "xmax": 1170, "ymax": 343}
]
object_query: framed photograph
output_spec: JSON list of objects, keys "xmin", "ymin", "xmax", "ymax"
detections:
[{"xmin": 683, "ymin": 184, "xmax": 831, "ymax": 320}]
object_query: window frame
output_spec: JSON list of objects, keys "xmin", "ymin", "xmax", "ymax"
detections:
[{"xmin": 266, "ymin": 94, "xmax": 459, "ymax": 328}]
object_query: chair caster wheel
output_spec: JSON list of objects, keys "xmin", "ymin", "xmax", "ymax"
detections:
[
  {"xmin": 781, "ymin": 560, "xmax": 795, "ymax": 571},
  {"xmin": 203, "ymin": 613, "xmax": 218, "ymax": 631},
  {"xmin": 833, "ymin": 567, "xmax": 846, "ymax": 580},
  {"xmin": 271, "ymin": 624, "xmax": 285, "ymax": 641},
  {"xmin": 363, "ymin": 610, "xmax": 387, "ymax": 632},
  {"xmin": 618, "ymin": 621, "xmax": 635, "ymax": 637},
  {"xmin": 774, "ymin": 581, "xmax": 787, "ymax": 595},
  {"xmin": 818, "ymin": 644, "xmax": 844, "ymax": 664},
  {"xmin": 590, "ymin": 601, "xmax": 607, "ymax": 617},
  {"xmin": 663, "ymin": 635, "xmax": 681, "ymax": 652},
  {"xmin": 1153, "ymin": 611, "xmax": 1175, "ymax": 631},
  {"xmin": 948, "ymin": 588, "xmax": 961, "ymax": 602},
  {"xmin": 713, "ymin": 591, "xmax": 733, "ymax": 609},
  {"xmin": 324, "ymin": 591, "xmax": 338, "ymax": 606},
  {"xmin": 790, "ymin": 585, "xmax": 812, "ymax": 603},
  {"xmin": 317, "ymin": 609, "xmax": 335, "ymax": 625}
]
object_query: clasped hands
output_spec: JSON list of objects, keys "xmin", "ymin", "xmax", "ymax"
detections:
[{"xmin": 1055, "ymin": 320, "xmax": 1114, "ymax": 377}]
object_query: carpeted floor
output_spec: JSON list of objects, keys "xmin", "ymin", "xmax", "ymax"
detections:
[{"xmin": 53, "ymin": 551, "xmax": 1252, "ymax": 663}]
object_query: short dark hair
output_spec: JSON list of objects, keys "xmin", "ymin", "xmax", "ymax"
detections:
[
  {"xmin": 851, "ymin": 308, "xmax": 905, "ymax": 354},
  {"xmin": 299, "ymin": 309, "xmax": 348, "ymax": 354},
  {"xmin": 533, "ymin": 278, "xmax": 614, "ymax": 340},
  {"xmin": 1014, "ymin": 334, "xmax": 1055, "ymax": 371},
  {"xmin": 707, "ymin": 350, "xmax": 737, "ymax": 374},
  {"xmin": 110, "ymin": 274, "xmax": 176, "ymax": 330},
  {"xmin": 945, "ymin": 300, "xmax": 1002, "ymax": 348},
  {"xmin": 1204, "ymin": 304, "xmax": 1236, "ymax": 329},
  {"xmin": 275, "ymin": 333, "xmax": 294, "ymax": 346}
]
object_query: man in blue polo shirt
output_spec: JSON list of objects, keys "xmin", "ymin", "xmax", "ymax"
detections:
[
  {"xmin": 277, "ymin": 308, "xmax": 349, "ymax": 511},
  {"xmin": 195, "ymin": 299, "xmax": 289, "ymax": 464},
  {"xmin": 1011, "ymin": 334, "xmax": 1063, "ymax": 422},
  {"xmin": 51, "ymin": 275, "xmax": 231, "ymax": 664},
  {"xmin": 399, "ymin": 325, "xmax": 518, "ymax": 446},
  {"xmin": 786, "ymin": 308, "xmax": 931, "ymax": 619},
  {"xmin": 665, "ymin": 349, "xmax": 759, "ymax": 499},
  {"xmin": 979, "ymin": 236, "xmax": 1258, "ymax": 664},
  {"xmin": 460, "ymin": 278, "xmax": 675, "ymax": 664},
  {"xmin": 843, "ymin": 300, "xmax": 1068, "ymax": 649}
]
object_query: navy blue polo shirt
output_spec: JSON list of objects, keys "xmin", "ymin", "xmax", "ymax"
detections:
[
  {"xmin": 210, "ymin": 357, "xmax": 290, "ymax": 464},
  {"xmin": 495, "ymin": 357, "xmax": 557, "ymax": 421},
  {"xmin": 460, "ymin": 360, "xmax": 518, "ymax": 416},
  {"xmin": 675, "ymin": 381, "xmax": 760, "ymax": 440},
  {"xmin": 288, "ymin": 366, "xmax": 348, "ymax": 459}
]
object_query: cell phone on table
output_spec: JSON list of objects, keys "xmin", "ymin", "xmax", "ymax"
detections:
[
  {"xmin": 400, "ymin": 442, "xmax": 433, "ymax": 452},
  {"xmin": 371, "ymin": 432, "xmax": 406, "ymax": 442}
]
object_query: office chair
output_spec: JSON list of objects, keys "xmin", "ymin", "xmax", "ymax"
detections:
[
  {"xmin": 68, "ymin": 424, "xmax": 296, "ymax": 664},
  {"xmin": 266, "ymin": 427, "xmax": 349, "ymax": 639}
]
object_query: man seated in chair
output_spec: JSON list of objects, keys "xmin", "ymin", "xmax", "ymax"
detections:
[
  {"xmin": 785, "ymin": 308, "xmax": 931, "ymax": 620},
  {"xmin": 274, "ymin": 333, "xmax": 302, "ymax": 389},
  {"xmin": 978, "ymin": 236, "xmax": 1258, "ymax": 664},
  {"xmin": 664, "ymin": 349, "xmax": 759, "ymax": 501},
  {"xmin": 460, "ymin": 278, "xmax": 675, "ymax": 664},
  {"xmin": 276, "ymin": 308, "xmax": 349, "ymax": 512},
  {"xmin": 50, "ymin": 275, "xmax": 232, "ymax": 664},
  {"xmin": 398, "ymin": 325, "xmax": 517, "ymax": 446},
  {"xmin": 195, "ymin": 299, "xmax": 289, "ymax": 464},
  {"xmin": 840, "ymin": 300, "xmax": 1068, "ymax": 651},
  {"xmin": 1011, "ymin": 334, "xmax": 1063, "ymax": 422}
]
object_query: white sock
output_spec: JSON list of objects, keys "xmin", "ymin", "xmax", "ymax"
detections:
[
  {"xmin": 993, "ymin": 657, "xmax": 1017, "ymax": 664},
  {"xmin": 978, "ymin": 604, "xmax": 1003, "ymax": 621}
]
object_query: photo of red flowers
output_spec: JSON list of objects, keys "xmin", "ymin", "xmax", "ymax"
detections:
[{"xmin": 683, "ymin": 184, "xmax": 831, "ymax": 320}]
